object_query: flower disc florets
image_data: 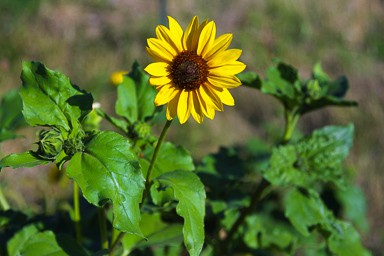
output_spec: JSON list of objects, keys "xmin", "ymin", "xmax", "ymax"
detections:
[{"xmin": 170, "ymin": 51, "xmax": 208, "ymax": 91}]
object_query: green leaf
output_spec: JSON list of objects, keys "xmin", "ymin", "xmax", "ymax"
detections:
[
  {"xmin": 284, "ymin": 188, "xmax": 330, "ymax": 236},
  {"xmin": 0, "ymin": 151, "xmax": 49, "ymax": 169},
  {"xmin": 143, "ymin": 142, "xmax": 194, "ymax": 179},
  {"xmin": 153, "ymin": 170, "xmax": 206, "ymax": 256},
  {"xmin": 20, "ymin": 61, "xmax": 93, "ymax": 130},
  {"xmin": 0, "ymin": 89, "xmax": 25, "ymax": 131},
  {"xmin": 66, "ymin": 131, "xmax": 145, "ymax": 235},
  {"xmin": 243, "ymin": 214, "xmax": 296, "ymax": 251},
  {"xmin": 7, "ymin": 224, "xmax": 39, "ymax": 256},
  {"xmin": 262, "ymin": 62, "xmax": 299, "ymax": 101},
  {"xmin": 336, "ymin": 184, "xmax": 369, "ymax": 232},
  {"xmin": 115, "ymin": 61, "xmax": 157, "ymax": 123},
  {"xmin": 7, "ymin": 225, "xmax": 88, "ymax": 256},
  {"xmin": 264, "ymin": 124, "xmax": 354, "ymax": 187},
  {"xmin": 237, "ymin": 71, "xmax": 262, "ymax": 90},
  {"xmin": 328, "ymin": 221, "xmax": 371, "ymax": 256},
  {"xmin": 122, "ymin": 213, "xmax": 183, "ymax": 252}
]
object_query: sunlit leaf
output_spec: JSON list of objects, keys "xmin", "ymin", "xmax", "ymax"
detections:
[
  {"xmin": 0, "ymin": 151, "xmax": 49, "ymax": 170},
  {"xmin": 142, "ymin": 142, "xmax": 194, "ymax": 179},
  {"xmin": 115, "ymin": 61, "xmax": 157, "ymax": 124},
  {"xmin": 66, "ymin": 131, "xmax": 145, "ymax": 236},
  {"xmin": 20, "ymin": 61, "xmax": 93, "ymax": 130},
  {"xmin": 153, "ymin": 170, "xmax": 206, "ymax": 256}
]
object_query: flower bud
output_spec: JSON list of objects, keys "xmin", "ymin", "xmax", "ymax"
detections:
[{"xmin": 37, "ymin": 128, "xmax": 64, "ymax": 160}]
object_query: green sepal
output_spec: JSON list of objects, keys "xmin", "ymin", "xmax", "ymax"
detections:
[{"xmin": 153, "ymin": 170, "xmax": 206, "ymax": 256}]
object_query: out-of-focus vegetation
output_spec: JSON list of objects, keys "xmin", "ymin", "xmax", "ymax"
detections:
[{"xmin": 0, "ymin": 0, "xmax": 383, "ymax": 253}]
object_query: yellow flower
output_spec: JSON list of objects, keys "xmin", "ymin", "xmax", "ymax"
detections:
[
  {"xmin": 110, "ymin": 70, "xmax": 129, "ymax": 86},
  {"xmin": 144, "ymin": 16, "xmax": 246, "ymax": 124}
]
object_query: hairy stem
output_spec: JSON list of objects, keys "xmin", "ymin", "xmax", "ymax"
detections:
[{"xmin": 109, "ymin": 119, "xmax": 173, "ymax": 256}]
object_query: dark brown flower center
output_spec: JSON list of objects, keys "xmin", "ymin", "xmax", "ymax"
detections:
[{"xmin": 170, "ymin": 51, "xmax": 208, "ymax": 91}]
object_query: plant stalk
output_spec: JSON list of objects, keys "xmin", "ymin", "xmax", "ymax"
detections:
[
  {"xmin": 108, "ymin": 119, "xmax": 173, "ymax": 256},
  {"xmin": 282, "ymin": 108, "xmax": 300, "ymax": 144},
  {"xmin": 0, "ymin": 186, "xmax": 10, "ymax": 211},
  {"xmin": 73, "ymin": 182, "xmax": 82, "ymax": 244},
  {"xmin": 98, "ymin": 207, "xmax": 109, "ymax": 250}
]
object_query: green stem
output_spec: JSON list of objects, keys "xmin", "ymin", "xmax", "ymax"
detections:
[
  {"xmin": 282, "ymin": 108, "xmax": 300, "ymax": 144},
  {"xmin": 143, "ymin": 119, "xmax": 173, "ymax": 196},
  {"xmin": 108, "ymin": 119, "xmax": 173, "ymax": 256},
  {"xmin": 98, "ymin": 207, "xmax": 109, "ymax": 250},
  {"xmin": 73, "ymin": 182, "xmax": 82, "ymax": 244},
  {"xmin": 0, "ymin": 186, "xmax": 10, "ymax": 211}
]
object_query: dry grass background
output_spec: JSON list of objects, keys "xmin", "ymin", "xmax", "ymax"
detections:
[{"xmin": 0, "ymin": 0, "xmax": 383, "ymax": 253}]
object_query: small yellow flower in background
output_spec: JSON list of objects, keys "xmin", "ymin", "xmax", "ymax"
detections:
[
  {"xmin": 110, "ymin": 70, "xmax": 129, "ymax": 86},
  {"xmin": 145, "ymin": 16, "xmax": 246, "ymax": 124}
]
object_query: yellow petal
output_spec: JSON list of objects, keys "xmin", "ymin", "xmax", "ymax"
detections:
[
  {"xmin": 196, "ymin": 90, "xmax": 215, "ymax": 120},
  {"xmin": 209, "ymin": 61, "xmax": 246, "ymax": 76},
  {"xmin": 147, "ymin": 38, "xmax": 177, "ymax": 61},
  {"xmin": 149, "ymin": 76, "xmax": 171, "ymax": 86},
  {"xmin": 144, "ymin": 62, "xmax": 169, "ymax": 76},
  {"xmin": 182, "ymin": 16, "xmax": 199, "ymax": 50},
  {"xmin": 177, "ymin": 90, "xmax": 192, "ymax": 124},
  {"xmin": 210, "ymin": 86, "xmax": 235, "ymax": 106},
  {"xmin": 191, "ymin": 91, "xmax": 204, "ymax": 123},
  {"xmin": 166, "ymin": 92, "xmax": 180, "ymax": 120},
  {"xmin": 207, "ymin": 49, "xmax": 243, "ymax": 67},
  {"xmin": 203, "ymin": 33, "xmax": 233, "ymax": 60},
  {"xmin": 199, "ymin": 84, "xmax": 223, "ymax": 111},
  {"xmin": 197, "ymin": 21, "xmax": 216, "ymax": 56},
  {"xmin": 207, "ymin": 75, "xmax": 241, "ymax": 88},
  {"xmin": 156, "ymin": 25, "xmax": 183, "ymax": 53},
  {"xmin": 154, "ymin": 84, "xmax": 179, "ymax": 106},
  {"xmin": 168, "ymin": 16, "xmax": 183, "ymax": 39},
  {"xmin": 146, "ymin": 45, "xmax": 173, "ymax": 63}
]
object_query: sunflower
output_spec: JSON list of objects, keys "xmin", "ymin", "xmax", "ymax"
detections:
[{"xmin": 144, "ymin": 16, "xmax": 246, "ymax": 124}]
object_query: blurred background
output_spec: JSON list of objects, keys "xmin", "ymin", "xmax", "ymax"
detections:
[{"xmin": 0, "ymin": 0, "xmax": 383, "ymax": 253}]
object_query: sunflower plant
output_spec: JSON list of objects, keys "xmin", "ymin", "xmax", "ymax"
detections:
[{"xmin": 0, "ymin": 16, "xmax": 370, "ymax": 256}]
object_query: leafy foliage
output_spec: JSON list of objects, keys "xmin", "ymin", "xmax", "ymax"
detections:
[{"xmin": 0, "ymin": 59, "xmax": 369, "ymax": 256}]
